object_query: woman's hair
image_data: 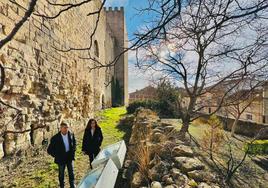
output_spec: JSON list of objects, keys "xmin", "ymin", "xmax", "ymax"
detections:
[{"xmin": 86, "ymin": 118, "xmax": 99, "ymax": 129}]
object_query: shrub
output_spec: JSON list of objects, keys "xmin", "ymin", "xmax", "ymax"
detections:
[
  {"xmin": 201, "ymin": 115, "xmax": 225, "ymax": 154},
  {"xmin": 127, "ymin": 100, "xmax": 159, "ymax": 114},
  {"xmin": 127, "ymin": 99, "xmax": 177, "ymax": 118},
  {"xmin": 245, "ymin": 140, "xmax": 268, "ymax": 155}
]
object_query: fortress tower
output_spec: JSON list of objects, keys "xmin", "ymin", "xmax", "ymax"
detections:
[{"xmin": 105, "ymin": 7, "xmax": 128, "ymax": 106}]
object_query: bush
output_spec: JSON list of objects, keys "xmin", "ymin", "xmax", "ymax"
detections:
[
  {"xmin": 127, "ymin": 100, "xmax": 177, "ymax": 118},
  {"xmin": 126, "ymin": 100, "xmax": 160, "ymax": 114},
  {"xmin": 245, "ymin": 140, "xmax": 268, "ymax": 155},
  {"xmin": 201, "ymin": 115, "xmax": 225, "ymax": 153}
]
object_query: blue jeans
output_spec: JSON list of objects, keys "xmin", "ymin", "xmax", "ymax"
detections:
[{"xmin": 58, "ymin": 161, "xmax": 75, "ymax": 188}]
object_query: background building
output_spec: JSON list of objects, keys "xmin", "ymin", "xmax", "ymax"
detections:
[{"xmin": 129, "ymin": 86, "xmax": 157, "ymax": 103}]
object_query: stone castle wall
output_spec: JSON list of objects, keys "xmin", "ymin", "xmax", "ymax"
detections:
[{"xmin": 0, "ymin": 0, "xmax": 127, "ymax": 158}]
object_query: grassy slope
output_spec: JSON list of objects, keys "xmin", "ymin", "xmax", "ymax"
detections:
[
  {"xmin": 162, "ymin": 118, "xmax": 267, "ymax": 188},
  {"xmin": 11, "ymin": 107, "xmax": 127, "ymax": 188}
]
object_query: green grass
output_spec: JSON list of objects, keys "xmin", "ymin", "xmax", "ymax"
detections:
[
  {"xmin": 97, "ymin": 107, "xmax": 127, "ymax": 147},
  {"xmin": 167, "ymin": 119, "xmax": 210, "ymax": 140},
  {"xmin": 245, "ymin": 139, "xmax": 268, "ymax": 155}
]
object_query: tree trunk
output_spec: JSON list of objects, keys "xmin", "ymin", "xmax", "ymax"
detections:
[
  {"xmin": 179, "ymin": 120, "xmax": 190, "ymax": 139},
  {"xmin": 231, "ymin": 116, "xmax": 240, "ymax": 137}
]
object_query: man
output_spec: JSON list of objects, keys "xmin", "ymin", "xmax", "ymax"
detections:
[{"xmin": 47, "ymin": 122, "xmax": 76, "ymax": 188}]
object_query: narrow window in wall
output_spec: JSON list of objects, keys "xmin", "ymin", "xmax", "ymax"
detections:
[
  {"xmin": 94, "ymin": 40, "xmax": 99, "ymax": 58},
  {"xmin": 246, "ymin": 114, "xmax": 253, "ymax": 120}
]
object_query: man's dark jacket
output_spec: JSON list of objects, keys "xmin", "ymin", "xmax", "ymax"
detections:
[
  {"xmin": 82, "ymin": 127, "xmax": 103, "ymax": 154},
  {"xmin": 47, "ymin": 131, "xmax": 76, "ymax": 164}
]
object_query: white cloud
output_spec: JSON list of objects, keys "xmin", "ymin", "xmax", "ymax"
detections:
[
  {"xmin": 128, "ymin": 48, "xmax": 167, "ymax": 93},
  {"xmin": 128, "ymin": 61, "xmax": 149, "ymax": 93}
]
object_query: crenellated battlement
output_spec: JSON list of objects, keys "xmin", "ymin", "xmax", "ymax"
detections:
[{"xmin": 104, "ymin": 6, "xmax": 124, "ymax": 12}]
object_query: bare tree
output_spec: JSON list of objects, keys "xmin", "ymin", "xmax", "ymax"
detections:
[
  {"xmin": 210, "ymin": 136, "xmax": 253, "ymax": 185},
  {"xmin": 133, "ymin": 0, "xmax": 268, "ymax": 138},
  {"xmin": 222, "ymin": 79, "xmax": 265, "ymax": 137}
]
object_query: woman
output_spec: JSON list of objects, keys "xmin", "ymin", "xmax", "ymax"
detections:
[{"xmin": 82, "ymin": 118, "xmax": 103, "ymax": 169}]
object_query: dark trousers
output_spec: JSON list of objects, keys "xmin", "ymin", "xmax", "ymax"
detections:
[
  {"xmin": 88, "ymin": 149, "xmax": 100, "ymax": 169},
  {"xmin": 58, "ymin": 161, "xmax": 75, "ymax": 188}
]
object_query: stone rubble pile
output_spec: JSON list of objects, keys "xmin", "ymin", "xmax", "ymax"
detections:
[{"xmin": 123, "ymin": 108, "xmax": 221, "ymax": 188}]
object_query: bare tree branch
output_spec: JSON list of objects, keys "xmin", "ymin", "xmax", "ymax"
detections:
[{"xmin": 0, "ymin": 0, "xmax": 38, "ymax": 49}]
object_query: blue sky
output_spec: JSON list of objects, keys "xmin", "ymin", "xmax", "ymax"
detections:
[{"xmin": 105, "ymin": 0, "xmax": 151, "ymax": 93}]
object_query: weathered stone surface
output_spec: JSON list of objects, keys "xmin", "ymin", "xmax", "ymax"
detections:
[
  {"xmin": 169, "ymin": 168, "xmax": 190, "ymax": 187},
  {"xmin": 172, "ymin": 145, "xmax": 194, "ymax": 157},
  {"xmin": 164, "ymin": 126, "xmax": 175, "ymax": 133},
  {"xmin": 150, "ymin": 141, "xmax": 176, "ymax": 159},
  {"xmin": 162, "ymin": 175, "xmax": 170, "ymax": 182},
  {"xmin": 188, "ymin": 179, "xmax": 198, "ymax": 187},
  {"xmin": 188, "ymin": 170, "xmax": 206, "ymax": 182},
  {"xmin": 264, "ymin": 173, "xmax": 268, "ymax": 181},
  {"xmin": 170, "ymin": 168, "xmax": 182, "ymax": 178},
  {"xmin": 164, "ymin": 185, "xmax": 179, "ymax": 188},
  {"xmin": 151, "ymin": 181, "xmax": 163, "ymax": 188},
  {"xmin": 150, "ymin": 161, "xmax": 171, "ymax": 181},
  {"xmin": 131, "ymin": 172, "xmax": 144, "ymax": 188},
  {"xmin": 161, "ymin": 122, "xmax": 173, "ymax": 127},
  {"xmin": 188, "ymin": 170, "xmax": 217, "ymax": 183},
  {"xmin": 4, "ymin": 133, "xmax": 16, "ymax": 155},
  {"xmin": 0, "ymin": 141, "xmax": 4, "ymax": 158},
  {"xmin": 149, "ymin": 155, "xmax": 162, "ymax": 168},
  {"xmin": 198, "ymin": 182, "xmax": 211, "ymax": 188},
  {"xmin": 173, "ymin": 174, "xmax": 189, "ymax": 187},
  {"xmin": 152, "ymin": 132, "xmax": 166, "ymax": 143},
  {"xmin": 174, "ymin": 157, "xmax": 205, "ymax": 173},
  {"xmin": 153, "ymin": 128, "xmax": 164, "ymax": 134},
  {"xmin": 15, "ymin": 133, "xmax": 30, "ymax": 150},
  {"xmin": 0, "ymin": 1, "xmax": 128, "ymax": 159},
  {"xmin": 165, "ymin": 177, "xmax": 174, "ymax": 185}
]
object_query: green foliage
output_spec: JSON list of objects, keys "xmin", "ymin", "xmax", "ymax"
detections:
[
  {"xmin": 127, "ymin": 81, "xmax": 183, "ymax": 117},
  {"xmin": 207, "ymin": 114, "xmax": 222, "ymax": 127},
  {"xmin": 156, "ymin": 81, "xmax": 181, "ymax": 118},
  {"xmin": 126, "ymin": 100, "xmax": 159, "ymax": 114},
  {"xmin": 201, "ymin": 115, "xmax": 225, "ymax": 152},
  {"xmin": 245, "ymin": 140, "xmax": 268, "ymax": 155},
  {"xmin": 188, "ymin": 179, "xmax": 198, "ymax": 187}
]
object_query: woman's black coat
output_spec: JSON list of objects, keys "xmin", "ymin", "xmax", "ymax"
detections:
[{"xmin": 82, "ymin": 127, "xmax": 103, "ymax": 155}]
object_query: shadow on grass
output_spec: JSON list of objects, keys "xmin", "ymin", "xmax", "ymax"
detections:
[
  {"xmin": 115, "ymin": 115, "xmax": 134, "ymax": 145},
  {"xmin": 114, "ymin": 115, "xmax": 134, "ymax": 188}
]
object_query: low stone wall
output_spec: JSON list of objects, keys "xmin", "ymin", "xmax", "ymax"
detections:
[
  {"xmin": 200, "ymin": 114, "xmax": 268, "ymax": 137},
  {"xmin": 122, "ymin": 108, "xmax": 221, "ymax": 188},
  {"xmin": 220, "ymin": 117, "xmax": 268, "ymax": 137}
]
